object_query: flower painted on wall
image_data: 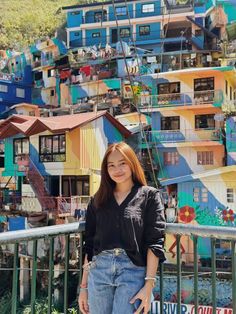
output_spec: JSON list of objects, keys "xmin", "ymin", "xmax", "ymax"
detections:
[
  {"xmin": 222, "ymin": 209, "xmax": 235, "ymax": 222},
  {"xmin": 178, "ymin": 206, "xmax": 195, "ymax": 223}
]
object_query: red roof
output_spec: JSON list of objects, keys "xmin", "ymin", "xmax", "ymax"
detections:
[{"xmin": 0, "ymin": 111, "xmax": 131, "ymax": 139}]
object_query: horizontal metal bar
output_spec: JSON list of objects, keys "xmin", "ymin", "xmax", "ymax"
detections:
[
  {"xmin": 0, "ymin": 222, "xmax": 85, "ymax": 244},
  {"xmin": 166, "ymin": 223, "xmax": 236, "ymax": 240},
  {"xmin": 1, "ymin": 222, "xmax": 236, "ymax": 244}
]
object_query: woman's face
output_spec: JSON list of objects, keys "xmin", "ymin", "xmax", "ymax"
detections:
[{"xmin": 107, "ymin": 150, "xmax": 133, "ymax": 185}]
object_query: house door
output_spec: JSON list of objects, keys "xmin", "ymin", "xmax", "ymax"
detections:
[{"xmin": 111, "ymin": 29, "xmax": 118, "ymax": 43}]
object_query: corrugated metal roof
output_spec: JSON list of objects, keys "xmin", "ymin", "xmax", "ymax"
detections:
[{"xmin": 0, "ymin": 111, "xmax": 131, "ymax": 139}]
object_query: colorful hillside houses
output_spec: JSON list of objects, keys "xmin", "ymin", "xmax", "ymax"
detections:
[
  {"xmin": 0, "ymin": 111, "xmax": 130, "ymax": 214},
  {"xmin": 139, "ymin": 65, "xmax": 236, "ymax": 180},
  {"xmin": 162, "ymin": 165, "xmax": 236, "ymax": 264},
  {"xmin": 137, "ymin": 64, "xmax": 236, "ymax": 263},
  {"xmin": 62, "ymin": 0, "xmax": 220, "ymax": 52}
]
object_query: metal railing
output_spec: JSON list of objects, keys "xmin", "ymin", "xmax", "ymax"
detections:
[
  {"xmin": 81, "ymin": 7, "xmax": 167, "ymax": 24},
  {"xmin": 0, "ymin": 223, "xmax": 235, "ymax": 313},
  {"xmin": 138, "ymin": 90, "xmax": 224, "ymax": 109},
  {"xmin": 143, "ymin": 128, "xmax": 222, "ymax": 143}
]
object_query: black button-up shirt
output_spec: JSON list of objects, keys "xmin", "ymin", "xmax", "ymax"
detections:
[{"xmin": 84, "ymin": 184, "xmax": 166, "ymax": 266}]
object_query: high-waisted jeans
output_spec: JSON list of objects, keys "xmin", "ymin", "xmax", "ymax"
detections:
[{"xmin": 88, "ymin": 248, "xmax": 146, "ymax": 314}]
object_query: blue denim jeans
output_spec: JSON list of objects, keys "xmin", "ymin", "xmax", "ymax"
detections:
[{"xmin": 88, "ymin": 249, "xmax": 146, "ymax": 314}]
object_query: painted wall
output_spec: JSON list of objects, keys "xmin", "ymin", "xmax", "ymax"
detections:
[
  {"xmin": 226, "ymin": 117, "xmax": 236, "ymax": 165},
  {"xmin": 70, "ymin": 78, "xmax": 121, "ymax": 102},
  {"xmin": 69, "ymin": 31, "xmax": 83, "ymax": 48},
  {"xmin": 135, "ymin": 22, "xmax": 161, "ymax": 41},
  {"xmin": 85, "ymin": 28, "xmax": 107, "ymax": 46},
  {"xmin": 67, "ymin": 10, "xmax": 83, "ymax": 28},
  {"xmin": 2, "ymin": 116, "xmax": 123, "ymax": 180},
  {"xmin": 135, "ymin": 1, "xmax": 161, "ymax": 18},
  {"xmin": 108, "ymin": 3, "xmax": 134, "ymax": 21},
  {"xmin": 0, "ymin": 81, "xmax": 32, "ymax": 112}
]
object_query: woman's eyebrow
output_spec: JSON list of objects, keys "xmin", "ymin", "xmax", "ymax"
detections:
[{"xmin": 107, "ymin": 159, "xmax": 125, "ymax": 164}]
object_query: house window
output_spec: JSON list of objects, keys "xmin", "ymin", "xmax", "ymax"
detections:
[
  {"xmin": 50, "ymin": 89, "xmax": 55, "ymax": 97},
  {"xmin": 201, "ymin": 188, "xmax": 208, "ymax": 202},
  {"xmin": 195, "ymin": 114, "xmax": 215, "ymax": 129},
  {"xmin": 194, "ymin": 77, "xmax": 214, "ymax": 91},
  {"xmin": 227, "ymin": 188, "xmax": 234, "ymax": 203},
  {"xmin": 142, "ymin": 3, "xmax": 155, "ymax": 13},
  {"xmin": 161, "ymin": 116, "xmax": 180, "ymax": 130},
  {"xmin": 163, "ymin": 152, "xmax": 179, "ymax": 165},
  {"xmin": 94, "ymin": 12, "xmax": 102, "ymax": 22},
  {"xmin": 47, "ymin": 69, "xmax": 55, "ymax": 78},
  {"xmin": 92, "ymin": 32, "xmax": 101, "ymax": 38},
  {"xmin": 195, "ymin": 29, "xmax": 202, "ymax": 36},
  {"xmin": 193, "ymin": 187, "xmax": 208, "ymax": 202},
  {"xmin": 225, "ymin": 80, "xmax": 228, "ymax": 96},
  {"xmin": 16, "ymin": 88, "xmax": 25, "ymax": 98},
  {"xmin": 197, "ymin": 151, "xmax": 213, "ymax": 165},
  {"xmin": 158, "ymin": 82, "xmax": 180, "ymax": 94},
  {"xmin": 120, "ymin": 28, "xmax": 130, "ymax": 38},
  {"xmin": 139, "ymin": 25, "xmax": 150, "ymax": 36},
  {"xmin": 230, "ymin": 86, "xmax": 232, "ymax": 100},
  {"xmin": 34, "ymin": 71, "xmax": 43, "ymax": 81},
  {"xmin": 39, "ymin": 134, "xmax": 66, "ymax": 162},
  {"xmin": 62, "ymin": 175, "xmax": 89, "ymax": 196},
  {"xmin": 13, "ymin": 138, "xmax": 29, "ymax": 163},
  {"xmin": 115, "ymin": 6, "xmax": 127, "ymax": 16},
  {"xmin": 0, "ymin": 84, "xmax": 8, "ymax": 92}
]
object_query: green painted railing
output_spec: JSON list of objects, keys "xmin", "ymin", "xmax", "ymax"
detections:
[{"xmin": 0, "ymin": 223, "xmax": 235, "ymax": 314}]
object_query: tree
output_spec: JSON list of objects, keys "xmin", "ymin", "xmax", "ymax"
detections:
[{"xmin": 0, "ymin": 0, "xmax": 77, "ymax": 50}]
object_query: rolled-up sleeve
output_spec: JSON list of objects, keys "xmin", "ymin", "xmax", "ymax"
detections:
[
  {"xmin": 84, "ymin": 200, "xmax": 96, "ymax": 262},
  {"xmin": 144, "ymin": 189, "xmax": 166, "ymax": 263}
]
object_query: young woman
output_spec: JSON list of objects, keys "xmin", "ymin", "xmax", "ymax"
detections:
[{"xmin": 78, "ymin": 142, "xmax": 165, "ymax": 314}]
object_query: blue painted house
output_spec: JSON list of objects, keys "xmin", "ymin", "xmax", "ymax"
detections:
[
  {"xmin": 62, "ymin": 0, "xmax": 218, "ymax": 53},
  {"xmin": 0, "ymin": 66, "xmax": 32, "ymax": 113}
]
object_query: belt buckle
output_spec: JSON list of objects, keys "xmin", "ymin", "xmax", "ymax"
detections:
[{"xmin": 114, "ymin": 248, "xmax": 120, "ymax": 256}]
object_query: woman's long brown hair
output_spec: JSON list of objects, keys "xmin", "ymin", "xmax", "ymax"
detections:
[{"xmin": 94, "ymin": 142, "xmax": 147, "ymax": 208}]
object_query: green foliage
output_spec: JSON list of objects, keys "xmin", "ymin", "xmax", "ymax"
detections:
[
  {"xmin": 0, "ymin": 292, "xmax": 12, "ymax": 314},
  {"xmin": 17, "ymin": 297, "xmax": 78, "ymax": 314},
  {"xmin": 0, "ymin": 0, "xmax": 77, "ymax": 50}
]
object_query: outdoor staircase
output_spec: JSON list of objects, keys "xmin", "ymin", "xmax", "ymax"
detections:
[{"xmin": 26, "ymin": 158, "xmax": 56, "ymax": 211}]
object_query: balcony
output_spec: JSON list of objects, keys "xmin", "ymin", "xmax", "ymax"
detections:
[
  {"xmin": 0, "ymin": 223, "xmax": 235, "ymax": 313},
  {"xmin": 81, "ymin": 7, "xmax": 165, "ymax": 24},
  {"xmin": 222, "ymin": 100, "xmax": 236, "ymax": 114},
  {"xmin": 144, "ymin": 128, "xmax": 222, "ymax": 143},
  {"xmin": 138, "ymin": 90, "xmax": 223, "ymax": 109}
]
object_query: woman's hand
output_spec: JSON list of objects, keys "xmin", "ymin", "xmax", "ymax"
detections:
[
  {"xmin": 78, "ymin": 289, "xmax": 89, "ymax": 314},
  {"xmin": 130, "ymin": 282, "xmax": 153, "ymax": 314}
]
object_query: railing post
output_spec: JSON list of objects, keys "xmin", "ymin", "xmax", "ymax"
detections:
[
  {"xmin": 64, "ymin": 235, "xmax": 70, "ymax": 314},
  {"xmin": 176, "ymin": 235, "xmax": 181, "ymax": 314},
  {"xmin": 159, "ymin": 262, "xmax": 164, "ymax": 314},
  {"xmin": 11, "ymin": 243, "xmax": 19, "ymax": 314},
  {"xmin": 232, "ymin": 241, "xmax": 236, "ymax": 313},
  {"xmin": 193, "ymin": 236, "xmax": 198, "ymax": 314},
  {"xmin": 211, "ymin": 238, "xmax": 216, "ymax": 314},
  {"xmin": 79, "ymin": 231, "xmax": 83, "ymax": 284},
  {"xmin": 31, "ymin": 240, "xmax": 38, "ymax": 314},
  {"xmin": 47, "ymin": 237, "xmax": 54, "ymax": 314}
]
